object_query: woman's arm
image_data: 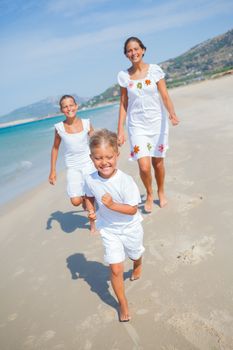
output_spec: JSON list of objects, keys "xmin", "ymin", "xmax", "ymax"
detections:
[
  {"xmin": 48, "ymin": 130, "xmax": 61, "ymax": 185},
  {"xmin": 117, "ymin": 87, "xmax": 128, "ymax": 145},
  {"xmin": 157, "ymin": 79, "xmax": 179, "ymax": 126},
  {"xmin": 101, "ymin": 193, "xmax": 137, "ymax": 215}
]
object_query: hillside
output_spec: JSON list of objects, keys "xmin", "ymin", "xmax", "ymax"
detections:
[
  {"xmin": 1, "ymin": 28, "xmax": 232, "ymax": 122},
  {"xmin": 81, "ymin": 28, "xmax": 233, "ymax": 108},
  {"xmin": 161, "ymin": 28, "xmax": 233, "ymax": 87}
]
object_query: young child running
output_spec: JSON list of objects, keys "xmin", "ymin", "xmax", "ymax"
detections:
[
  {"xmin": 84, "ymin": 129, "xmax": 145, "ymax": 322},
  {"xmin": 48, "ymin": 95, "xmax": 96, "ymax": 231}
]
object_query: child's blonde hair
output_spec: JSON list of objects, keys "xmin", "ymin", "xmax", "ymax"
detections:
[{"xmin": 89, "ymin": 129, "xmax": 118, "ymax": 153}]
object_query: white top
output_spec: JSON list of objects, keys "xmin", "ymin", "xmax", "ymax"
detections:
[
  {"xmin": 55, "ymin": 118, "xmax": 93, "ymax": 169},
  {"xmin": 84, "ymin": 169, "xmax": 143, "ymax": 232},
  {"xmin": 117, "ymin": 64, "xmax": 168, "ymax": 137}
]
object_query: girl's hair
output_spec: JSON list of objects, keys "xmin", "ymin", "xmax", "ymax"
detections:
[
  {"xmin": 90, "ymin": 129, "xmax": 118, "ymax": 153},
  {"xmin": 59, "ymin": 95, "xmax": 77, "ymax": 108},
  {"xmin": 124, "ymin": 37, "xmax": 146, "ymax": 55}
]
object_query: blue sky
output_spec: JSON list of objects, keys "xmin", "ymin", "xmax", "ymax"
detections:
[{"xmin": 0, "ymin": 0, "xmax": 233, "ymax": 115}]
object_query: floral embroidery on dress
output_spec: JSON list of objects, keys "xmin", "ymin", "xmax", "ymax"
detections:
[
  {"xmin": 133, "ymin": 145, "xmax": 140, "ymax": 154},
  {"xmin": 145, "ymin": 79, "xmax": 151, "ymax": 86},
  {"xmin": 130, "ymin": 151, "xmax": 134, "ymax": 158},
  {"xmin": 128, "ymin": 81, "xmax": 134, "ymax": 88},
  {"xmin": 137, "ymin": 82, "xmax": 142, "ymax": 89},
  {"xmin": 158, "ymin": 144, "xmax": 165, "ymax": 153},
  {"xmin": 147, "ymin": 143, "xmax": 152, "ymax": 151}
]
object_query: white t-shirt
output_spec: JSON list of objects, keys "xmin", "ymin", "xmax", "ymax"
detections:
[
  {"xmin": 84, "ymin": 169, "xmax": 143, "ymax": 232},
  {"xmin": 117, "ymin": 64, "xmax": 168, "ymax": 137},
  {"xmin": 55, "ymin": 119, "xmax": 93, "ymax": 169}
]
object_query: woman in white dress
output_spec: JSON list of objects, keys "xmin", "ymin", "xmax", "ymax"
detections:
[{"xmin": 117, "ymin": 37, "xmax": 179, "ymax": 212}]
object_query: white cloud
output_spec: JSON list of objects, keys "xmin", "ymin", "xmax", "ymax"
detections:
[{"xmin": 6, "ymin": 0, "xmax": 232, "ymax": 62}]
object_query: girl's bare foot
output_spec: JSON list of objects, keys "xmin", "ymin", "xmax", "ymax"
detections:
[
  {"xmin": 119, "ymin": 300, "xmax": 131, "ymax": 322},
  {"xmin": 130, "ymin": 257, "xmax": 142, "ymax": 281},
  {"xmin": 144, "ymin": 194, "xmax": 153, "ymax": 212},
  {"xmin": 158, "ymin": 191, "xmax": 168, "ymax": 208}
]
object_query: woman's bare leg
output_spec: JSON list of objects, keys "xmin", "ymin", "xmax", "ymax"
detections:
[
  {"xmin": 152, "ymin": 157, "xmax": 167, "ymax": 207},
  {"xmin": 137, "ymin": 157, "xmax": 153, "ymax": 212},
  {"xmin": 130, "ymin": 256, "xmax": 142, "ymax": 281}
]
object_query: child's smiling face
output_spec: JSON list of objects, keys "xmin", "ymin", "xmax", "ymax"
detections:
[
  {"xmin": 60, "ymin": 97, "xmax": 78, "ymax": 119},
  {"xmin": 91, "ymin": 144, "xmax": 119, "ymax": 179}
]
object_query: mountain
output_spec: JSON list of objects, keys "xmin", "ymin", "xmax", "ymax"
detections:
[
  {"xmin": 161, "ymin": 28, "xmax": 233, "ymax": 87},
  {"xmin": 81, "ymin": 28, "xmax": 233, "ymax": 108},
  {"xmin": 0, "ymin": 94, "xmax": 89, "ymax": 123}
]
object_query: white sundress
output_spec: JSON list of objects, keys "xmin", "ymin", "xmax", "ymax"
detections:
[
  {"xmin": 117, "ymin": 64, "xmax": 169, "ymax": 160},
  {"xmin": 55, "ymin": 118, "xmax": 95, "ymax": 198}
]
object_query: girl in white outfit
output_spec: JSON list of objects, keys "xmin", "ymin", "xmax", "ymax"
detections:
[
  {"xmin": 118, "ymin": 37, "xmax": 179, "ymax": 212},
  {"xmin": 85, "ymin": 129, "xmax": 145, "ymax": 322},
  {"xmin": 49, "ymin": 95, "xmax": 96, "ymax": 231}
]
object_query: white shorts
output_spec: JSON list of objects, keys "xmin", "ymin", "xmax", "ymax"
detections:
[
  {"xmin": 129, "ymin": 133, "xmax": 169, "ymax": 160},
  {"xmin": 66, "ymin": 164, "xmax": 95, "ymax": 198},
  {"xmin": 100, "ymin": 222, "xmax": 145, "ymax": 264}
]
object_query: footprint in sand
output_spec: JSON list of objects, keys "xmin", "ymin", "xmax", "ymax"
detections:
[
  {"xmin": 8, "ymin": 313, "xmax": 18, "ymax": 321},
  {"xmin": 12, "ymin": 267, "xmax": 25, "ymax": 278},
  {"xmin": 176, "ymin": 236, "xmax": 215, "ymax": 265},
  {"xmin": 175, "ymin": 193, "xmax": 204, "ymax": 214},
  {"xmin": 168, "ymin": 312, "xmax": 232, "ymax": 349},
  {"xmin": 136, "ymin": 309, "xmax": 149, "ymax": 315}
]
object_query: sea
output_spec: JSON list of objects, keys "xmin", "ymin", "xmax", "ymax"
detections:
[{"xmin": 0, "ymin": 104, "xmax": 119, "ymax": 206}]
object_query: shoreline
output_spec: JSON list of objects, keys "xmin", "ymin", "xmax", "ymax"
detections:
[
  {"xmin": 0, "ymin": 102, "xmax": 118, "ymax": 130},
  {"xmin": 1, "ymin": 71, "xmax": 232, "ymax": 130}
]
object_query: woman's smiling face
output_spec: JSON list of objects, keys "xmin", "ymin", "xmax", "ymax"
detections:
[{"xmin": 125, "ymin": 40, "xmax": 145, "ymax": 63}]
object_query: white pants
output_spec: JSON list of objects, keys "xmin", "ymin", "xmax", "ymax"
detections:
[
  {"xmin": 66, "ymin": 164, "xmax": 95, "ymax": 198},
  {"xmin": 100, "ymin": 222, "xmax": 145, "ymax": 264}
]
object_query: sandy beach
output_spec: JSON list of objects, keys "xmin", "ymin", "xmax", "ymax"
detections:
[{"xmin": 1, "ymin": 75, "xmax": 233, "ymax": 350}]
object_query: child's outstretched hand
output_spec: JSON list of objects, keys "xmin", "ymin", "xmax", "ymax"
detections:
[{"xmin": 102, "ymin": 193, "xmax": 114, "ymax": 209}]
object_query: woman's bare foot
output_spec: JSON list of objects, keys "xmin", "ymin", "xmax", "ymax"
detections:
[
  {"xmin": 119, "ymin": 300, "xmax": 131, "ymax": 322},
  {"xmin": 130, "ymin": 257, "xmax": 142, "ymax": 281},
  {"xmin": 144, "ymin": 194, "xmax": 153, "ymax": 213},
  {"xmin": 158, "ymin": 191, "xmax": 168, "ymax": 208}
]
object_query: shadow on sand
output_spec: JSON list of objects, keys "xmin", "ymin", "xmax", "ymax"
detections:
[
  {"xmin": 46, "ymin": 210, "xmax": 89, "ymax": 233},
  {"xmin": 66, "ymin": 253, "xmax": 131, "ymax": 313}
]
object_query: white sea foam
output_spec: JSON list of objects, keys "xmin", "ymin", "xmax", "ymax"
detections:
[{"xmin": 19, "ymin": 160, "xmax": 33, "ymax": 169}]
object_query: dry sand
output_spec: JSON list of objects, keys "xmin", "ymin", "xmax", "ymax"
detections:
[{"xmin": 1, "ymin": 75, "xmax": 233, "ymax": 350}]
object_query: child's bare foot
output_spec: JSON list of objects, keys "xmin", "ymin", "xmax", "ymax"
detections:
[
  {"xmin": 130, "ymin": 257, "xmax": 142, "ymax": 281},
  {"xmin": 119, "ymin": 300, "xmax": 131, "ymax": 322},
  {"xmin": 158, "ymin": 191, "xmax": 168, "ymax": 208},
  {"xmin": 144, "ymin": 194, "xmax": 153, "ymax": 213}
]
